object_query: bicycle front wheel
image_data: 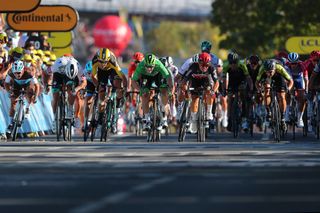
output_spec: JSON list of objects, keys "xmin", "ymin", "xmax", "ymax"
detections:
[{"xmin": 272, "ymin": 99, "xmax": 281, "ymax": 142}]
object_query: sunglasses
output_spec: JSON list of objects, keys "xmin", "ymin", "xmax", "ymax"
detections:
[
  {"xmin": 145, "ymin": 65, "xmax": 155, "ymax": 69},
  {"xmin": 229, "ymin": 61, "xmax": 237, "ymax": 65},
  {"xmin": 134, "ymin": 60, "xmax": 141, "ymax": 64},
  {"xmin": 14, "ymin": 72, "xmax": 22, "ymax": 75},
  {"xmin": 250, "ymin": 62, "xmax": 258, "ymax": 66},
  {"xmin": 98, "ymin": 59, "xmax": 108, "ymax": 64},
  {"xmin": 199, "ymin": 63, "xmax": 210, "ymax": 68}
]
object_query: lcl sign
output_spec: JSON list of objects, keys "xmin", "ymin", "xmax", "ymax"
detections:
[{"xmin": 286, "ymin": 37, "xmax": 320, "ymax": 54}]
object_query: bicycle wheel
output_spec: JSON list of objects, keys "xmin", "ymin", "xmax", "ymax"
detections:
[
  {"xmin": 249, "ymin": 102, "xmax": 255, "ymax": 137},
  {"xmin": 291, "ymin": 100, "xmax": 297, "ymax": 140},
  {"xmin": 197, "ymin": 99, "xmax": 205, "ymax": 142},
  {"xmin": 302, "ymin": 104, "xmax": 308, "ymax": 137},
  {"xmin": 56, "ymin": 101, "xmax": 62, "ymax": 141},
  {"xmin": 317, "ymin": 100, "xmax": 320, "ymax": 139},
  {"xmin": 232, "ymin": 97, "xmax": 239, "ymax": 138},
  {"xmin": 272, "ymin": 99, "xmax": 281, "ymax": 142},
  {"xmin": 152, "ymin": 100, "xmax": 158, "ymax": 142},
  {"xmin": 178, "ymin": 101, "xmax": 189, "ymax": 142},
  {"xmin": 12, "ymin": 102, "xmax": 23, "ymax": 141},
  {"xmin": 66, "ymin": 119, "xmax": 72, "ymax": 141}
]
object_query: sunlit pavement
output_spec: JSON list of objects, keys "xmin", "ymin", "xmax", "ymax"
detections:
[{"xmin": 0, "ymin": 131, "xmax": 320, "ymax": 213}]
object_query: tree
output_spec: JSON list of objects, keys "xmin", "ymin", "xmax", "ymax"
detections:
[
  {"xmin": 211, "ymin": 0, "xmax": 320, "ymax": 58},
  {"xmin": 145, "ymin": 21, "xmax": 223, "ymax": 61}
]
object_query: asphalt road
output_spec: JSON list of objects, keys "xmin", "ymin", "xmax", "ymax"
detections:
[{"xmin": 0, "ymin": 131, "xmax": 320, "ymax": 213}]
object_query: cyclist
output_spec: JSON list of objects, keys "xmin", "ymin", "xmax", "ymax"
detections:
[
  {"xmin": 131, "ymin": 53, "xmax": 173, "ymax": 130},
  {"xmin": 41, "ymin": 57, "xmax": 53, "ymax": 94},
  {"xmin": 286, "ymin": 52, "xmax": 308, "ymax": 128},
  {"xmin": 176, "ymin": 41, "xmax": 221, "ymax": 117},
  {"xmin": 256, "ymin": 59, "xmax": 294, "ymax": 130},
  {"xmin": 309, "ymin": 60, "xmax": 320, "ymax": 91},
  {"xmin": 4, "ymin": 60, "xmax": 39, "ymax": 135},
  {"xmin": 159, "ymin": 56, "xmax": 179, "ymax": 124},
  {"xmin": 51, "ymin": 55, "xmax": 86, "ymax": 131},
  {"xmin": 224, "ymin": 52, "xmax": 253, "ymax": 132},
  {"xmin": 305, "ymin": 50, "xmax": 320, "ymax": 131},
  {"xmin": 215, "ymin": 58, "xmax": 229, "ymax": 128},
  {"xmin": 179, "ymin": 52, "xmax": 219, "ymax": 133},
  {"xmin": 127, "ymin": 52, "xmax": 144, "ymax": 108},
  {"xmin": 246, "ymin": 55, "xmax": 264, "ymax": 130},
  {"xmin": 83, "ymin": 61, "xmax": 95, "ymax": 129},
  {"xmin": 91, "ymin": 48, "xmax": 127, "ymax": 134}
]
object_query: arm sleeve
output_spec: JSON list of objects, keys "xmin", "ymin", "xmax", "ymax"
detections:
[
  {"xmin": 132, "ymin": 62, "xmax": 143, "ymax": 81},
  {"xmin": 179, "ymin": 58, "xmax": 193, "ymax": 75},
  {"xmin": 256, "ymin": 66, "xmax": 265, "ymax": 82},
  {"xmin": 4, "ymin": 75, "xmax": 12, "ymax": 84},
  {"xmin": 276, "ymin": 64, "xmax": 292, "ymax": 81},
  {"xmin": 157, "ymin": 60, "xmax": 169, "ymax": 78}
]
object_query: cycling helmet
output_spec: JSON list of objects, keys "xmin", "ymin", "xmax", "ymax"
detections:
[
  {"xmin": 263, "ymin": 59, "xmax": 276, "ymax": 70},
  {"xmin": 278, "ymin": 57, "xmax": 287, "ymax": 66},
  {"xmin": 249, "ymin": 55, "xmax": 260, "ymax": 64},
  {"xmin": 44, "ymin": 50, "xmax": 51, "ymax": 57},
  {"xmin": 198, "ymin": 52, "xmax": 211, "ymax": 65},
  {"xmin": 97, "ymin": 48, "xmax": 111, "ymax": 62},
  {"xmin": 132, "ymin": 52, "xmax": 144, "ymax": 62},
  {"xmin": 166, "ymin": 56, "xmax": 173, "ymax": 66},
  {"xmin": 227, "ymin": 52, "xmax": 239, "ymax": 64},
  {"xmin": 288, "ymin": 52, "xmax": 299, "ymax": 63},
  {"xmin": 159, "ymin": 57, "xmax": 168, "ymax": 67},
  {"xmin": 145, "ymin": 53, "xmax": 156, "ymax": 67},
  {"xmin": 85, "ymin": 61, "xmax": 92, "ymax": 72},
  {"xmin": 200, "ymin": 40, "xmax": 212, "ymax": 53},
  {"xmin": 12, "ymin": 60, "xmax": 24, "ymax": 73},
  {"xmin": 65, "ymin": 60, "xmax": 79, "ymax": 79},
  {"xmin": 310, "ymin": 50, "xmax": 320, "ymax": 60},
  {"xmin": 0, "ymin": 31, "xmax": 8, "ymax": 43},
  {"xmin": 50, "ymin": 54, "xmax": 57, "ymax": 62}
]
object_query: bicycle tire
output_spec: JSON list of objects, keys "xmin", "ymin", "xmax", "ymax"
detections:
[
  {"xmin": 302, "ymin": 104, "xmax": 308, "ymax": 137},
  {"xmin": 152, "ymin": 99, "xmax": 158, "ymax": 142},
  {"xmin": 178, "ymin": 101, "xmax": 189, "ymax": 142},
  {"xmin": 12, "ymin": 101, "xmax": 24, "ymax": 141},
  {"xmin": 272, "ymin": 98, "xmax": 281, "ymax": 142},
  {"xmin": 317, "ymin": 100, "xmax": 320, "ymax": 139},
  {"xmin": 66, "ymin": 119, "xmax": 72, "ymax": 141},
  {"xmin": 232, "ymin": 95, "xmax": 239, "ymax": 138},
  {"xmin": 249, "ymin": 103, "xmax": 254, "ymax": 137}
]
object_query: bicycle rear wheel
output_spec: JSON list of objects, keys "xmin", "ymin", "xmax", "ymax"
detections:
[{"xmin": 317, "ymin": 101, "xmax": 320, "ymax": 139}]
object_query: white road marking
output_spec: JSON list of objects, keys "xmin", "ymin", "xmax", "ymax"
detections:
[{"xmin": 70, "ymin": 176, "xmax": 175, "ymax": 213}]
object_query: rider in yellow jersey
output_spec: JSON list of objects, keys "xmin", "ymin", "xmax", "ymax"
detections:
[{"xmin": 91, "ymin": 48, "xmax": 127, "ymax": 133}]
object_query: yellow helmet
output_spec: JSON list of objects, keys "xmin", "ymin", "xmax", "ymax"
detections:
[
  {"xmin": 0, "ymin": 31, "xmax": 8, "ymax": 43},
  {"xmin": 97, "ymin": 48, "xmax": 111, "ymax": 62},
  {"xmin": 44, "ymin": 50, "xmax": 51, "ymax": 57},
  {"xmin": 23, "ymin": 54, "xmax": 33, "ymax": 62},
  {"xmin": 36, "ymin": 49, "xmax": 44, "ymax": 57},
  {"xmin": 50, "ymin": 53, "xmax": 56, "ymax": 62},
  {"xmin": 10, "ymin": 47, "xmax": 24, "ymax": 55}
]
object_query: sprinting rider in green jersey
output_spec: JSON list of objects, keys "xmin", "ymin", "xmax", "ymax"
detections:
[{"xmin": 132, "ymin": 53, "xmax": 174, "ymax": 130}]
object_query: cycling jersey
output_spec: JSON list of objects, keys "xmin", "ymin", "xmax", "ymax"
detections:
[
  {"xmin": 303, "ymin": 59, "xmax": 316, "ymax": 78},
  {"xmin": 224, "ymin": 61, "xmax": 250, "ymax": 91},
  {"xmin": 128, "ymin": 62, "xmax": 138, "ymax": 78},
  {"xmin": 168, "ymin": 64, "xmax": 179, "ymax": 77},
  {"xmin": 92, "ymin": 51, "xmax": 123, "ymax": 78},
  {"xmin": 132, "ymin": 59, "xmax": 170, "ymax": 81},
  {"xmin": 5, "ymin": 71, "xmax": 38, "ymax": 86},
  {"xmin": 288, "ymin": 62, "xmax": 308, "ymax": 78},
  {"xmin": 256, "ymin": 63, "xmax": 292, "ymax": 82},
  {"xmin": 179, "ymin": 53, "xmax": 220, "ymax": 76}
]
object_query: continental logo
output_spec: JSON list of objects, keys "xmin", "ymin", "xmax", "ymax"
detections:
[
  {"xmin": 0, "ymin": 0, "xmax": 40, "ymax": 12},
  {"xmin": 285, "ymin": 36, "xmax": 320, "ymax": 54},
  {"xmin": 7, "ymin": 5, "xmax": 78, "ymax": 32}
]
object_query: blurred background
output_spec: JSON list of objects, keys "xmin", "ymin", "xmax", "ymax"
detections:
[{"xmin": 3, "ymin": 0, "xmax": 320, "ymax": 66}]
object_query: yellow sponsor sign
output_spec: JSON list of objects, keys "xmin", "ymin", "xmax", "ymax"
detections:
[
  {"xmin": 6, "ymin": 5, "xmax": 78, "ymax": 32},
  {"xmin": 0, "ymin": 0, "xmax": 40, "ymax": 12},
  {"xmin": 285, "ymin": 36, "xmax": 320, "ymax": 54},
  {"xmin": 52, "ymin": 46, "xmax": 73, "ymax": 58},
  {"xmin": 41, "ymin": 32, "xmax": 73, "ymax": 48}
]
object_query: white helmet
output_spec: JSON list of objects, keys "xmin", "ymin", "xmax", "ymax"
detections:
[
  {"xmin": 167, "ymin": 56, "xmax": 173, "ymax": 66},
  {"xmin": 65, "ymin": 60, "xmax": 78, "ymax": 79},
  {"xmin": 12, "ymin": 60, "xmax": 24, "ymax": 73}
]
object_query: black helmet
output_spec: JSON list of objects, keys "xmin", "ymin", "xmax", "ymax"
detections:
[
  {"xmin": 159, "ymin": 56, "xmax": 168, "ymax": 67},
  {"xmin": 263, "ymin": 59, "xmax": 276, "ymax": 71},
  {"xmin": 227, "ymin": 52, "xmax": 239, "ymax": 63},
  {"xmin": 249, "ymin": 55, "xmax": 260, "ymax": 64}
]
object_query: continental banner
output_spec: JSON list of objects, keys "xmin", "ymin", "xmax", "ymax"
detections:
[{"xmin": 6, "ymin": 5, "xmax": 78, "ymax": 32}]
